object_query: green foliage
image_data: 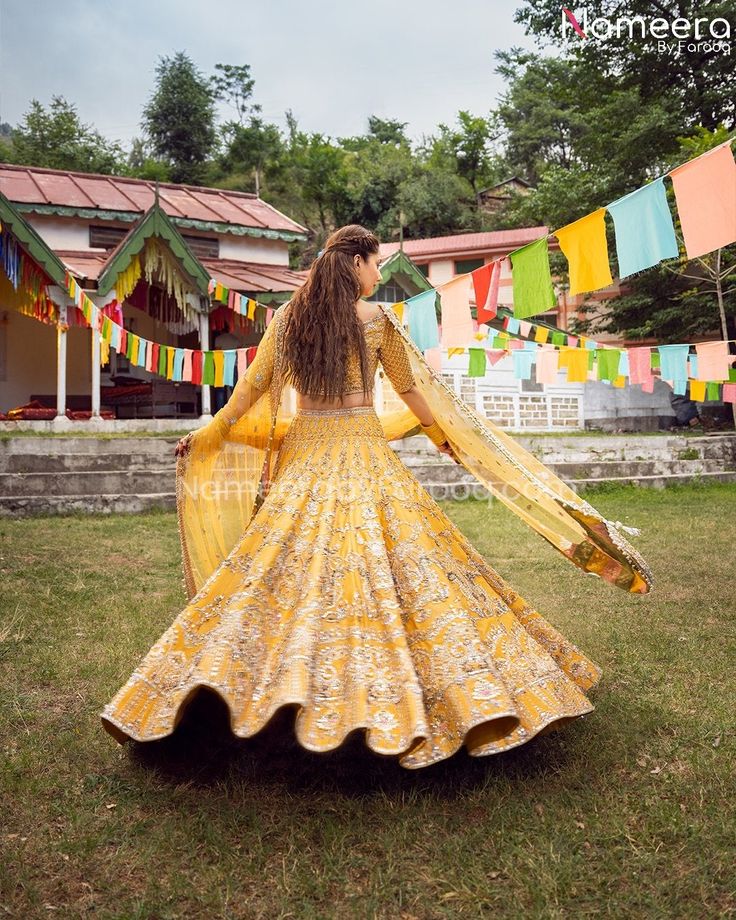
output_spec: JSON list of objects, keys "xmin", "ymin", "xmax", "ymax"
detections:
[
  {"xmin": 514, "ymin": 0, "xmax": 735, "ymax": 131},
  {"xmin": 9, "ymin": 96, "xmax": 126, "ymax": 174},
  {"xmin": 141, "ymin": 51, "xmax": 218, "ymax": 185}
]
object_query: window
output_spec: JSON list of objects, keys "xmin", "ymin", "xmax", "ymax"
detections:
[
  {"xmin": 373, "ymin": 282, "xmax": 404, "ymax": 304},
  {"xmin": 454, "ymin": 258, "xmax": 484, "ymax": 274},
  {"xmin": 89, "ymin": 225, "xmax": 219, "ymax": 258},
  {"xmin": 415, "ymin": 263, "xmax": 429, "ymax": 277}
]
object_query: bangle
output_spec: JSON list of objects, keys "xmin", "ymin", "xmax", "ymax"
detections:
[{"xmin": 420, "ymin": 420, "xmax": 447, "ymax": 447}]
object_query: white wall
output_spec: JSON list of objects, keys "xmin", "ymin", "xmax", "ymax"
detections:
[
  {"xmin": 0, "ymin": 309, "xmax": 91, "ymax": 411},
  {"xmin": 25, "ymin": 213, "xmax": 291, "ymax": 265}
]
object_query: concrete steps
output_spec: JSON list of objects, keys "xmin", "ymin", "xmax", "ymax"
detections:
[
  {"xmin": 0, "ymin": 437, "xmax": 180, "ymax": 515},
  {"xmin": 0, "ymin": 432, "xmax": 734, "ymax": 515}
]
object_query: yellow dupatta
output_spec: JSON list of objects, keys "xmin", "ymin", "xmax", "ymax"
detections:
[{"xmin": 175, "ymin": 300, "xmax": 653, "ymax": 600}]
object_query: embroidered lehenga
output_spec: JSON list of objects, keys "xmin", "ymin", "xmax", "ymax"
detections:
[{"xmin": 101, "ymin": 301, "xmax": 653, "ymax": 769}]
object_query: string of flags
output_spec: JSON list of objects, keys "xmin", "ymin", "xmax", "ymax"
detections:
[
  {"xmin": 503, "ymin": 137, "xmax": 736, "ymax": 315},
  {"xmin": 1, "ymin": 136, "xmax": 735, "ymax": 402},
  {"xmin": 394, "ymin": 138, "xmax": 736, "ymax": 340},
  {"xmin": 9, "ymin": 244, "xmax": 736, "ymax": 402},
  {"xmin": 65, "ymin": 271, "xmax": 275, "ymax": 387}
]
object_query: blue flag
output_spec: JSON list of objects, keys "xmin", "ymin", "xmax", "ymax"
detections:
[{"xmin": 607, "ymin": 177, "xmax": 678, "ymax": 278}]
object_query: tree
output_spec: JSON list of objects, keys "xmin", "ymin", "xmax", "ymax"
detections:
[
  {"xmin": 366, "ymin": 116, "xmax": 410, "ymax": 147},
  {"xmin": 210, "ymin": 62, "xmax": 284, "ymax": 197},
  {"xmin": 126, "ymin": 137, "xmax": 171, "ymax": 181},
  {"xmin": 10, "ymin": 96, "xmax": 125, "ymax": 173},
  {"xmin": 514, "ymin": 0, "xmax": 735, "ymax": 132},
  {"xmin": 210, "ymin": 63, "xmax": 260, "ymax": 126},
  {"xmin": 397, "ymin": 168, "xmax": 478, "ymax": 238},
  {"xmin": 141, "ymin": 52, "xmax": 218, "ymax": 185},
  {"xmin": 495, "ymin": 49, "xmax": 680, "ymax": 196},
  {"xmin": 421, "ymin": 110, "xmax": 499, "ymax": 197}
]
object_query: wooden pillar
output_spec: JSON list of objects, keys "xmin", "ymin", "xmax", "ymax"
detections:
[
  {"xmin": 199, "ymin": 311, "xmax": 212, "ymax": 417},
  {"xmin": 56, "ymin": 303, "xmax": 67, "ymax": 418},
  {"xmin": 90, "ymin": 326, "xmax": 101, "ymax": 417},
  {"xmin": 89, "ymin": 294, "xmax": 105, "ymax": 417}
]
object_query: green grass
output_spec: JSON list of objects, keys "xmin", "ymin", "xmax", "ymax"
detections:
[{"xmin": 1, "ymin": 485, "xmax": 734, "ymax": 919}]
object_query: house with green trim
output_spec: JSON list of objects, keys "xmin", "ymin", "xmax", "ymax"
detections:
[{"xmin": 0, "ymin": 163, "xmax": 309, "ymax": 423}]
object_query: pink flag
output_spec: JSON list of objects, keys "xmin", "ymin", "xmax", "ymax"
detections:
[
  {"xmin": 519, "ymin": 320, "xmax": 532, "ymax": 337},
  {"xmin": 486, "ymin": 349, "xmax": 507, "ymax": 366},
  {"xmin": 425, "ymin": 347, "xmax": 443, "ymax": 371},
  {"xmin": 237, "ymin": 348, "xmax": 249, "ymax": 376},
  {"xmin": 536, "ymin": 346, "xmax": 560, "ymax": 384},
  {"xmin": 695, "ymin": 341, "xmax": 732, "ymax": 381},
  {"xmin": 722, "ymin": 383, "xmax": 736, "ymax": 404},
  {"xmin": 628, "ymin": 346, "xmax": 654, "ymax": 388},
  {"xmin": 669, "ymin": 141, "xmax": 736, "ymax": 259},
  {"xmin": 182, "ymin": 350, "xmax": 193, "ymax": 382},
  {"xmin": 439, "ymin": 274, "xmax": 474, "ymax": 347}
]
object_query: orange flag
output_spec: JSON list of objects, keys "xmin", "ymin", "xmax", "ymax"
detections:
[
  {"xmin": 555, "ymin": 208, "xmax": 613, "ymax": 296},
  {"xmin": 669, "ymin": 141, "xmax": 736, "ymax": 259}
]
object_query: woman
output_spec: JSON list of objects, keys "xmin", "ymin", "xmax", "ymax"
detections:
[{"xmin": 101, "ymin": 225, "xmax": 653, "ymax": 769}]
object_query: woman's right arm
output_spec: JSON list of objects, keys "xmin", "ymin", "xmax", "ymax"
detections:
[
  {"xmin": 175, "ymin": 313, "xmax": 279, "ymax": 457},
  {"xmin": 379, "ymin": 321, "xmax": 459, "ymax": 461}
]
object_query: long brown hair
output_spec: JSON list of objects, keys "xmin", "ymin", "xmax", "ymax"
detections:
[{"xmin": 282, "ymin": 224, "xmax": 380, "ymax": 399}]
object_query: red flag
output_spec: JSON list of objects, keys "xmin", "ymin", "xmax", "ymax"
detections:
[
  {"xmin": 191, "ymin": 351, "xmax": 203, "ymax": 385},
  {"xmin": 473, "ymin": 260, "xmax": 501, "ymax": 324}
]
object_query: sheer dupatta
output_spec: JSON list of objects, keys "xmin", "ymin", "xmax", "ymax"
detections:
[
  {"xmin": 175, "ymin": 301, "xmax": 421, "ymax": 599},
  {"xmin": 379, "ymin": 302, "xmax": 653, "ymax": 595},
  {"xmin": 175, "ymin": 300, "xmax": 653, "ymax": 601}
]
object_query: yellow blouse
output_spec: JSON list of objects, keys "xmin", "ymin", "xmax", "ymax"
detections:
[{"xmin": 245, "ymin": 310, "xmax": 416, "ymax": 396}]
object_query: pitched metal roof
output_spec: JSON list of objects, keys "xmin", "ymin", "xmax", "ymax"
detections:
[
  {"xmin": 379, "ymin": 227, "xmax": 552, "ymax": 261},
  {"xmin": 56, "ymin": 250, "xmax": 307, "ymax": 296},
  {"xmin": 96, "ymin": 199, "xmax": 211, "ymax": 296},
  {"xmin": 201, "ymin": 258, "xmax": 308, "ymax": 296},
  {"xmin": 0, "ymin": 163, "xmax": 309, "ymax": 240}
]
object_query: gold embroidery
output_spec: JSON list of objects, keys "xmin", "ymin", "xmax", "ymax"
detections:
[{"xmin": 103, "ymin": 404, "xmax": 602, "ymax": 769}]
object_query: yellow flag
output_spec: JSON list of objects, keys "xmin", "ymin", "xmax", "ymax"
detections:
[
  {"xmin": 690, "ymin": 379, "xmax": 707, "ymax": 401},
  {"xmin": 555, "ymin": 208, "xmax": 613, "ymax": 295},
  {"xmin": 166, "ymin": 346, "xmax": 176, "ymax": 380},
  {"xmin": 534, "ymin": 326, "xmax": 549, "ymax": 344},
  {"xmin": 213, "ymin": 350, "xmax": 225, "ymax": 387}
]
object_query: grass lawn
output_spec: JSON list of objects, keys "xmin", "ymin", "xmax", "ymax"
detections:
[{"xmin": 1, "ymin": 484, "xmax": 734, "ymax": 919}]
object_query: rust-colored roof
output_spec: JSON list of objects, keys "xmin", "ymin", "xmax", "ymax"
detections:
[
  {"xmin": 201, "ymin": 258, "xmax": 308, "ymax": 293},
  {"xmin": 55, "ymin": 249, "xmax": 307, "ymax": 294},
  {"xmin": 380, "ymin": 227, "xmax": 552, "ymax": 261},
  {"xmin": 0, "ymin": 163, "xmax": 308, "ymax": 236},
  {"xmin": 56, "ymin": 249, "xmax": 109, "ymax": 282}
]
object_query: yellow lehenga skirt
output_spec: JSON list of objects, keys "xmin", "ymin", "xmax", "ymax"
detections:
[{"xmin": 100, "ymin": 405, "xmax": 602, "ymax": 769}]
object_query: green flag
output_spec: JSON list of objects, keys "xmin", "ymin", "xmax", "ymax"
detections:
[{"xmin": 509, "ymin": 237, "xmax": 557, "ymax": 320}]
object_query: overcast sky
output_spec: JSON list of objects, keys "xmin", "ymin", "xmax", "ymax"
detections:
[{"xmin": 0, "ymin": 0, "xmax": 541, "ymax": 151}]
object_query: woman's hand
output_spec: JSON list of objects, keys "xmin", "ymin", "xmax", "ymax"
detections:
[
  {"xmin": 174, "ymin": 432, "xmax": 195, "ymax": 459},
  {"xmin": 437, "ymin": 441, "xmax": 461, "ymax": 464}
]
